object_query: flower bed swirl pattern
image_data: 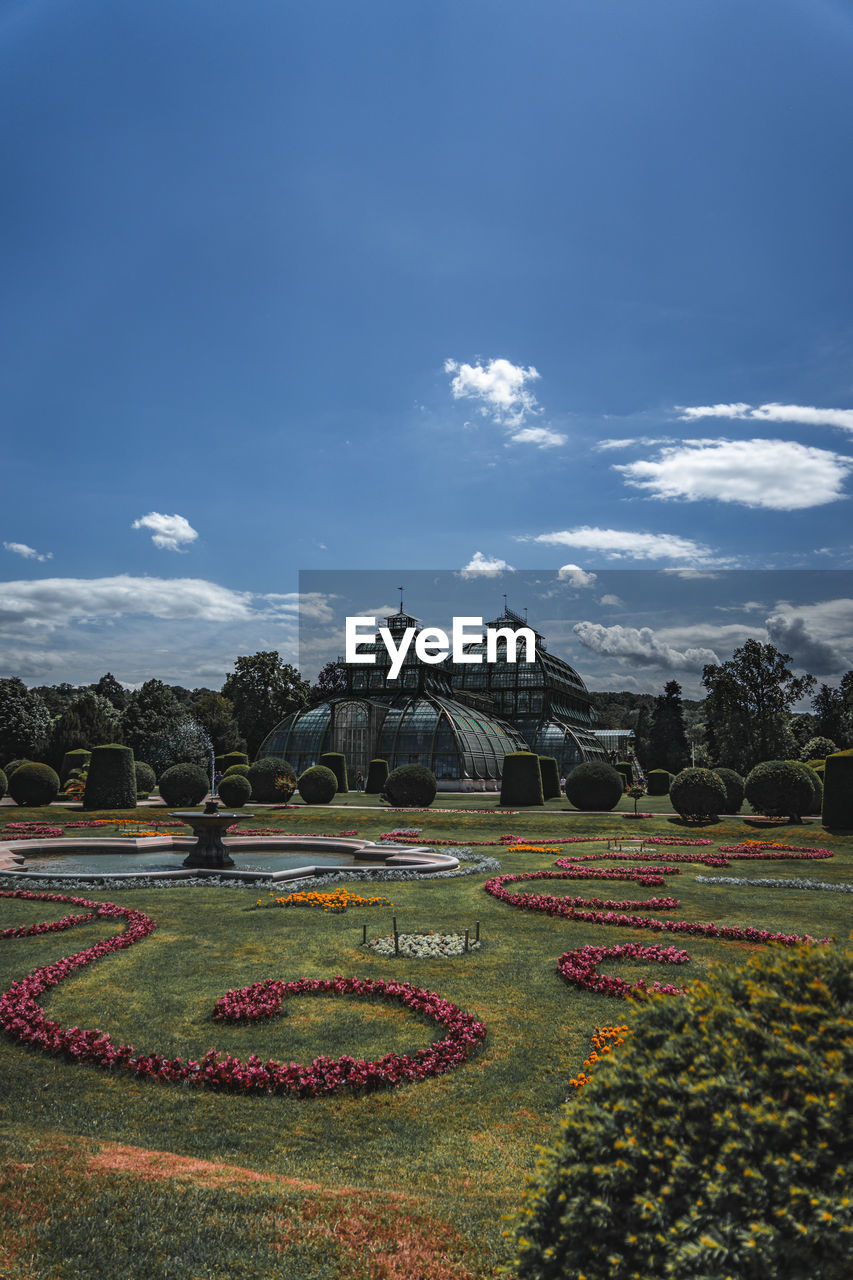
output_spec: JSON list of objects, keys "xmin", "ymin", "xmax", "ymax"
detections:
[{"xmin": 0, "ymin": 889, "xmax": 485, "ymax": 1095}]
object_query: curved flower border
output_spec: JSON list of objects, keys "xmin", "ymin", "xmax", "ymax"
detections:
[
  {"xmin": 0, "ymin": 890, "xmax": 485, "ymax": 1096},
  {"xmin": 557, "ymin": 942, "xmax": 691, "ymax": 999}
]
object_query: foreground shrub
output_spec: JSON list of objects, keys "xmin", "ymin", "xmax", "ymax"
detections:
[
  {"xmin": 8, "ymin": 762, "xmax": 60, "ymax": 807},
  {"xmin": 822, "ymin": 750, "xmax": 853, "ymax": 829},
  {"xmin": 365, "ymin": 758, "xmax": 389, "ymax": 793},
  {"xmin": 247, "ymin": 757, "xmax": 297, "ymax": 803},
  {"xmin": 0, "ymin": 767, "xmax": 6, "ymax": 800},
  {"xmin": 669, "ymin": 767, "xmax": 726, "ymax": 822},
  {"xmin": 223, "ymin": 762, "xmax": 251, "ymax": 778},
  {"xmin": 646, "ymin": 768, "xmax": 671, "ymax": 796},
  {"xmin": 510, "ymin": 942, "xmax": 853, "ymax": 1280},
  {"xmin": 745, "ymin": 759, "xmax": 814, "ymax": 823},
  {"xmin": 500, "ymin": 753, "xmax": 544, "ymax": 807},
  {"xmin": 799, "ymin": 735, "xmax": 837, "ymax": 762},
  {"xmin": 381, "ymin": 764, "xmax": 437, "ymax": 808},
  {"xmin": 216, "ymin": 751, "xmax": 249, "ymax": 773},
  {"xmin": 538, "ymin": 756, "xmax": 561, "ymax": 800},
  {"xmin": 81, "ymin": 745, "xmax": 137, "ymax": 810},
  {"xmin": 217, "ymin": 773, "xmax": 251, "ymax": 807},
  {"xmin": 157, "ymin": 762, "xmax": 209, "ymax": 807},
  {"xmin": 298, "ymin": 765, "xmax": 338, "ymax": 805},
  {"xmin": 712, "ymin": 766, "xmax": 744, "ymax": 813},
  {"xmin": 134, "ymin": 760, "xmax": 156, "ymax": 796},
  {"xmin": 319, "ymin": 751, "xmax": 348, "ymax": 793},
  {"xmin": 565, "ymin": 762, "xmax": 624, "ymax": 811}
]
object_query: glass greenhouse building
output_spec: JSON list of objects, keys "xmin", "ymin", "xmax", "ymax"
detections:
[{"xmin": 258, "ymin": 606, "xmax": 608, "ymax": 788}]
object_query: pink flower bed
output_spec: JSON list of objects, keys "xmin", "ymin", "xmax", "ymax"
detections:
[
  {"xmin": 1, "ymin": 824, "xmax": 64, "ymax": 841},
  {"xmin": 0, "ymin": 890, "xmax": 485, "ymax": 1096},
  {"xmin": 557, "ymin": 942, "xmax": 691, "ymax": 998}
]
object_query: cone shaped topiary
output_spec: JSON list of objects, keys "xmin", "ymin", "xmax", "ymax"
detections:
[
  {"xmin": 822, "ymin": 749, "xmax": 853, "ymax": 829},
  {"xmin": 82, "ymin": 745, "xmax": 136, "ymax": 810},
  {"xmin": 500, "ymin": 752, "xmax": 544, "ymax": 807},
  {"xmin": 319, "ymin": 752, "xmax": 348, "ymax": 793},
  {"xmin": 365, "ymin": 758, "xmax": 389, "ymax": 793},
  {"xmin": 538, "ymin": 755, "xmax": 561, "ymax": 801},
  {"xmin": 60, "ymin": 749, "xmax": 92, "ymax": 787},
  {"xmin": 646, "ymin": 768, "xmax": 671, "ymax": 796}
]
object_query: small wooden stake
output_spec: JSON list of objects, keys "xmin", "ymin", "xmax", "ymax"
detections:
[
  {"xmin": 475, "ymin": 920, "xmax": 480, "ymax": 942},
  {"xmin": 464, "ymin": 928, "xmax": 470, "ymax": 952},
  {"xmin": 362, "ymin": 923, "xmax": 367, "ymax": 944},
  {"xmin": 393, "ymin": 916, "xmax": 399, "ymax": 955}
]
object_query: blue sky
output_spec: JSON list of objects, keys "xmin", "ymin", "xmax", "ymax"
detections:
[{"xmin": 2, "ymin": 0, "xmax": 852, "ymax": 691}]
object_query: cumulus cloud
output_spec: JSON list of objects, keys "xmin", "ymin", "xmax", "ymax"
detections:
[
  {"xmin": 557, "ymin": 564, "xmax": 597, "ymax": 588},
  {"xmin": 572, "ymin": 621, "xmax": 720, "ymax": 671},
  {"xmin": 459, "ymin": 551, "xmax": 515, "ymax": 578},
  {"xmin": 3, "ymin": 541, "xmax": 52, "ymax": 562},
  {"xmin": 595, "ymin": 436, "xmax": 674, "ymax": 451},
  {"xmin": 0, "ymin": 576, "xmax": 255, "ymax": 629},
  {"xmin": 678, "ymin": 402, "xmax": 853, "ymax": 433},
  {"xmin": 445, "ymin": 357, "xmax": 541, "ymax": 427},
  {"xmin": 599, "ymin": 593, "xmax": 622, "ymax": 606},
  {"xmin": 131, "ymin": 512, "xmax": 199, "ymax": 551},
  {"xmin": 615, "ymin": 439, "xmax": 853, "ymax": 509},
  {"xmin": 764, "ymin": 612, "xmax": 849, "ymax": 675},
  {"xmin": 532, "ymin": 526, "xmax": 715, "ymax": 564},
  {"xmin": 509, "ymin": 425, "xmax": 567, "ymax": 448}
]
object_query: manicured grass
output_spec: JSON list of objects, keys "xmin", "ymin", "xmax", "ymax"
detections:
[{"xmin": 1, "ymin": 803, "xmax": 851, "ymax": 1278}]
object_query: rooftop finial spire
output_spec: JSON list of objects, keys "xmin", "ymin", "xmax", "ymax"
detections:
[
  {"xmin": 397, "ymin": 585, "xmax": 404, "ymax": 614},
  {"xmin": 503, "ymin": 592, "xmax": 508, "ymax": 616}
]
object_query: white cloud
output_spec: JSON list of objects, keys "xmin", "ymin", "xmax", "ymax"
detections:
[
  {"xmin": 131, "ymin": 512, "xmax": 199, "ymax": 551},
  {"xmin": 615, "ymin": 439, "xmax": 853, "ymax": 509},
  {"xmin": 599, "ymin": 593, "xmax": 622, "ymax": 606},
  {"xmin": 678, "ymin": 402, "xmax": 853, "ymax": 433},
  {"xmin": 0, "ymin": 576, "xmax": 255, "ymax": 629},
  {"xmin": 572, "ymin": 621, "xmax": 720, "ymax": 671},
  {"xmin": 532, "ymin": 526, "xmax": 715, "ymax": 564},
  {"xmin": 445, "ymin": 357, "xmax": 541, "ymax": 428},
  {"xmin": 459, "ymin": 551, "xmax": 515, "ymax": 578},
  {"xmin": 557, "ymin": 564, "xmax": 597, "ymax": 588},
  {"xmin": 595, "ymin": 436, "xmax": 674, "ymax": 451},
  {"xmin": 3, "ymin": 541, "xmax": 52, "ymax": 562},
  {"xmin": 508, "ymin": 425, "xmax": 567, "ymax": 448},
  {"xmin": 765, "ymin": 612, "xmax": 849, "ymax": 674}
]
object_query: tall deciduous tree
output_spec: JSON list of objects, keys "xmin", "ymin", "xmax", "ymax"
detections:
[
  {"xmin": 0, "ymin": 678, "xmax": 51, "ymax": 764},
  {"xmin": 221, "ymin": 652, "xmax": 309, "ymax": 758},
  {"xmin": 190, "ymin": 692, "xmax": 244, "ymax": 754},
  {"xmin": 702, "ymin": 639, "xmax": 815, "ymax": 773},
  {"xmin": 119, "ymin": 680, "xmax": 184, "ymax": 763},
  {"xmin": 647, "ymin": 680, "xmax": 690, "ymax": 774},
  {"xmin": 48, "ymin": 691, "xmax": 122, "ymax": 767},
  {"xmin": 812, "ymin": 673, "xmax": 853, "ymax": 747},
  {"xmin": 88, "ymin": 672, "xmax": 130, "ymax": 711},
  {"xmin": 310, "ymin": 659, "xmax": 348, "ymax": 704}
]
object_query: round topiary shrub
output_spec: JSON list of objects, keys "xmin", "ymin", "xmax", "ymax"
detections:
[
  {"xmin": 538, "ymin": 756, "xmax": 561, "ymax": 801},
  {"xmin": 135, "ymin": 760, "xmax": 156, "ymax": 797},
  {"xmin": 510, "ymin": 942, "xmax": 853, "ymax": 1280},
  {"xmin": 3, "ymin": 759, "xmax": 30, "ymax": 777},
  {"xmin": 8, "ymin": 762, "xmax": 60, "ymax": 807},
  {"xmin": 247, "ymin": 757, "xmax": 297, "ymax": 803},
  {"xmin": 157, "ymin": 762, "xmax": 210, "ymax": 807},
  {"xmin": 500, "ymin": 753, "xmax": 544, "ymax": 807},
  {"xmin": 381, "ymin": 764, "xmax": 438, "ymax": 808},
  {"xmin": 216, "ymin": 751, "xmax": 249, "ymax": 773},
  {"xmin": 744, "ymin": 760, "xmax": 814, "ymax": 823},
  {"xmin": 82, "ymin": 745, "xmax": 137, "ymax": 810},
  {"xmin": 0, "ymin": 767, "xmax": 6, "ymax": 801},
  {"xmin": 799, "ymin": 736, "xmax": 837, "ymax": 762},
  {"xmin": 713, "ymin": 766, "xmax": 745, "ymax": 814},
  {"xmin": 60, "ymin": 749, "xmax": 92, "ymax": 787},
  {"xmin": 646, "ymin": 768, "xmax": 671, "ymax": 796},
  {"xmin": 669, "ymin": 767, "xmax": 727, "ymax": 822},
  {"xmin": 365, "ymin": 758, "xmax": 389, "ymax": 793},
  {"xmin": 565, "ymin": 762, "xmax": 624, "ymax": 811},
  {"xmin": 223, "ymin": 763, "xmax": 251, "ymax": 778},
  {"xmin": 319, "ymin": 752, "xmax": 348, "ymax": 794},
  {"xmin": 217, "ymin": 772, "xmax": 252, "ymax": 807},
  {"xmin": 298, "ymin": 765, "xmax": 338, "ymax": 805},
  {"xmin": 822, "ymin": 750, "xmax": 853, "ymax": 829}
]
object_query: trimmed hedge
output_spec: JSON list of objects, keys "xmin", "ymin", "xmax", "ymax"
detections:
[
  {"xmin": 381, "ymin": 764, "xmax": 438, "ymax": 808},
  {"xmin": 60, "ymin": 748, "xmax": 91, "ymax": 787},
  {"xmin": 134, "ymin": 761, "xmax": 156, "ymax": 796},
  {"xmin": 82, "ymin": 745, "xmax": 136, "ymax": 811},
  {"xmin": 8, "ymin": 762, "xmax": 60, "ymax": 807},
  {"xmin": 565, "ymin": 762, "xmax": 624, "ymax": 811},
  {"xmin": 538, "ymin": 755, "xmax": 562, "ymax": 801},
  {"xmin": 614, "ymin": 761, "xmax": 633, "ymax": 790},
  {"xmin": 712, "ymin": 766, "xmax": 745, "ymax": 814},
  {"xmin": 365, "ymin": 758, "xmax": 389, "ymax": 793},
  {"xmin": 319, "ymin": 752, "xmax": 348, "ymax": 794},
  {"xmin": 822, "ymin": 750, "xmax": 853, "ymax": 829},
  {"xmin": 216, "ymin": 751, "xmax": 249, "ymax": 773},
  {"xmin": 298, "ymin": 765, "xmax": 338, "ymax": 805},
  {"xmin": 157, "ymin": 762, "xmax": 209, "ymax": 808},
  {"xmin": 223, "ymin": 763, "xmax": 251, "ymax": 778},
  {"xmin": 797, "ymin": 761, "xmax": 823, "ymax": 815},
  {"xmin": 500, "ymin": 753, "xmax": 544, "ymax": 807},
  {"xmin": 744, "ymin": 759, "xmax": 815, "ymax": 823},
  {"xmin": 510, "ymin": 942, "xmax": 853, "ymax": 1280},
  {"xmin": 217, "ymin": 773, "xmax": 252, "ymax": 807},
  {"xmin": 669, "ymin": 767, "xmax": 726, "ymax": 822},
  {"xmin": 646, "ymin": 768, "xmax": 671, "ymax": 796},
  {"xmin": 0, "ymin": 767, "xmax": 6, "ymax": 801},
  {"xmin": 247, "ymin": 757, "xmax": 297, "ymax": 803}
]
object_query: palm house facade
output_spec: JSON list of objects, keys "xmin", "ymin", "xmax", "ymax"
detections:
[{"xmin": 258, "ymin": 605, "xmax": 607, "ymax": 789}]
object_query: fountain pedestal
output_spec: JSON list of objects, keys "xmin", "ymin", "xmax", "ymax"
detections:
[{"xmin": 170, "ymin": 803, "xmax": 252, "ymax": 869}]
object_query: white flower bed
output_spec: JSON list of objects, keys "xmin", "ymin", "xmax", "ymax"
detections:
[
  {"xmin": 695, "ymin": 875, "xmax": 853, "ymax": 893},
  {"xmin": 366, "ymin": 931, "xmax": 481, "ymax": 958}
]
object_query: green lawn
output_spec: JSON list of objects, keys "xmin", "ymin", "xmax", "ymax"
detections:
[{"xmin": 0, "ymin": 802, "xmax": 850, "ymax": 1279}]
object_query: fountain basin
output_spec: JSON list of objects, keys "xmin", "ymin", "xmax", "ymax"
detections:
[{"xmin": 169, "ymin": 809, "xmax": 252, "ymax": 869}]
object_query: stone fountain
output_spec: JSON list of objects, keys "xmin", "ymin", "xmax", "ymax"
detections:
[{"xmin": 169, "ymin": 800, "xmax": 252, "ymax": 869}]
